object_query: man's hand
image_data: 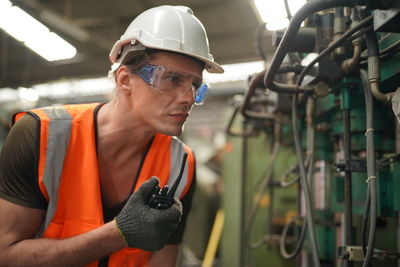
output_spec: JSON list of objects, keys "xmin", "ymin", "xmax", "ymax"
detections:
[{"xmin": 115, "ymin": 177, "xmax": 182, "ymax": 251}]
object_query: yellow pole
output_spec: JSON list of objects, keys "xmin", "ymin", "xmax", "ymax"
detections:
[{"xmin": 202, "ymin": 209, "xmax": 225, "ymax": 267}]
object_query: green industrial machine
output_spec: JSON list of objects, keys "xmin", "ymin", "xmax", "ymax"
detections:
[
  {"xmin": 221, "ymin": 1, "xmax": 400, "ymax": 266},
  {"xmin": 222, "ymin": 118, "xmax": 298, "ymax": 267}
]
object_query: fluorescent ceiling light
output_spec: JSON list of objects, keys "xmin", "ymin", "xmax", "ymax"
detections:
[
  {"xmin": 32, "ymin": 77, "xmax": 114, "ymax": 99},
  {"xmin": 253, "ymin": 0, "xmax": 306, "ymax": 31},
  {"xmin": 17, "ymin": 87, "xmax": 39, "ymax": 102},
  {"xmin": 204, "ymin": 61, "xmax": 264, "ymax": 84},
  {"xmin": 0, "ymin": 0, "xmax": 76, "ymax": 61}
]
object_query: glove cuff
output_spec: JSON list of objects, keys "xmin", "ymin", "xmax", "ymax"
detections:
[{"xmin": 114, "ymin": 217, "xmax": 133, "ymax": 247}]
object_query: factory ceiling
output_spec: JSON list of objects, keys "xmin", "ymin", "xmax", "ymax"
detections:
[{"xmin": 0, "ymin": 0, "xmax": 275, "ymax": 89}]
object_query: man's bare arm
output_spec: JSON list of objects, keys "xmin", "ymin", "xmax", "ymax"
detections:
[
  {"xmin": 0, "ymin": 198, "xmax": 125, "ymax": 267},
  {"xmin": 149, "ymin": 244, "xmax": 179, "ymax": 267}
]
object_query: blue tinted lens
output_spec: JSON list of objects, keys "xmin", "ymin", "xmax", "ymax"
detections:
[
  {"xmin": 195, "ymin": 84, "xmax": 208, "ymax": 105},
  {"xmin": 136, "ymin": 65, "xmax": 156, "ymax": 84}
]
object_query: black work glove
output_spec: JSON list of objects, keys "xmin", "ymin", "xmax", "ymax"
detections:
[{"xmin": 115, "ymin": 176, "xmax": 183, "ymax": 251}]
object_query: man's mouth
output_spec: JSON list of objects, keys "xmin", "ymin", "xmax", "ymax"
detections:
[{"xmin": 169, "ymin": 113, "xmax": 189, "ymax": 121}]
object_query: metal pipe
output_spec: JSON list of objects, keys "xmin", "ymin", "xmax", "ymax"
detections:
[
  {"xmin": 370, "ymin": 79, "xmax": 394, "ymax": 103},
  {"xmin": 343, "ymin": 108, "xmax": 353, "ymax": 267},
  {"xmin": 364, "ymin": 27, "xmax": 394, "ymax": 102},
  {"xmin": 264, "ymin": 0, "xmax": 365, "ymax": 95},
  {"xmin": 226, "ymin": 105, "xmax": 253, "ymax": 137},
  {"xmin": 241, "ymin": 70, "xmax": 267, "ymax": 118},
  {"xmin": 334, "ymin": 7, "xmax": 346, "ymax": 56},
  {"xmin": 341, "ymin": 42, "xmax": 362, "ymax": 73},
  {"xmin": 241, "ymin": 66, "xmax": 302, "ymax": 120}
]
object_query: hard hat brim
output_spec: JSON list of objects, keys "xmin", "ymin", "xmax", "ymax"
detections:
[{"xmin": 109, "ymin": 39, "xmax": 224, "ymax": 74}]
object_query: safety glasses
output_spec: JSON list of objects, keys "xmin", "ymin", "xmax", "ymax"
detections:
[{"xmin": 135, "ymin": 64, "xmax": 209, "ymax": 105}]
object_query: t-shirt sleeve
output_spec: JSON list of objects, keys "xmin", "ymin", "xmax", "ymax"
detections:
[
  {"xmin": 167, "ymin": 160, "xmax": 197, "ymax": 244},
  {"xmin": 0, "ymin": 114, "xmax": 47, "ymax": 209}
]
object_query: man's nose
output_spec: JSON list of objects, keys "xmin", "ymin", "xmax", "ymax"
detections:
[{"xmin": 178, "ymin": 86, "xmax": 196, "ymax": 105}]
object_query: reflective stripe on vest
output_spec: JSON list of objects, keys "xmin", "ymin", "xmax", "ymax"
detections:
[
  {"xmin": 15, "ymin": 103, "xmax": 195, "ymax": 267},
  {"xmin": 168, "ymin": 137, "xmax": 188, "ymax": 197},
  {"xmin": 40, "ymin": 106, "xmax": 73, "ymax": 233}
]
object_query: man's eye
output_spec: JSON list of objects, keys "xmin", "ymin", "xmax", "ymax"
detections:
[{"xmin": 167, "ymin": 75, "xmax": 182, "ymax": 84}]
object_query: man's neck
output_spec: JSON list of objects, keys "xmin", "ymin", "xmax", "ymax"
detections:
[{"xmin": 96, "ymin": 101, "xmax": 155, "ymax": 160}]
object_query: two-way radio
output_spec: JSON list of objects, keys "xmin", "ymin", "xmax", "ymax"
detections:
[{"xmin": 148, "ymin": 152, "xmax": 188, "ymax": 210}]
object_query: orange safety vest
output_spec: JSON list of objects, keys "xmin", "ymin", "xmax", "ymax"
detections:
[{"xmin": 14, "ymin": 103, "xmax": 195, "ymax": 267}]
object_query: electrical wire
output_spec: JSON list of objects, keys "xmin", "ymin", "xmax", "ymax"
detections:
[
  {"xmin": 279, "ymin": 215, "xmax": 307, "ymax": 259},
  {"xmin": 360, "ymin": 37, "xmax": 400, "ymax": 60},
  {"xmin": 246, "ymin": 116, "xmax": 282, "ymax": 248},
  {"xmin": 291, "ymin": 93, "xmax": 320, "ymax": 267},
  {"xmin": 376, "ymin": 39, "xmax": 400, "ymax": 56},
  {"xmin": 361, "ymin": 189, "xmax": 371, "ymax": 256},
  {"xmin": 360, "ymin": 43, "xmax": 400, "ymax": 65},
  {"xmin": 246, "ymin": 140, "xmax": 281, "ymax": 248},
  {"xmin": 279, "ymin": 164, "xmax": 307, "ymax": 187},
  {"xmin": 279, "ymin": 97, "xmax": 315, "ymax": 259},
  {"xmin": 360, "ymin": 69, "xmax": 377, "ymax": 267},
  {"xmin": 280, "ymin": 158, "xmax": 308, "ymax": 187},
  {"xmin": 377, "ymin": 38, "xmax": 400, "ymax": 56},
  {"xmin": 376, "ymin": 154, "xmax": 400, "ymax": 167},
  {"xmin": 376, "ymin": 45, "xmax": 400, "ymax": 61},
  {"xmin": 249, "ymin": 141, "xmax": 279, "ymax": 218},
  {"xmin": 346, "ymin": 25, "xmax": 373, "ymax": 43},
  {"xmin": 279, "ymin": 138, "xmax": 313, "ymax": 259}
]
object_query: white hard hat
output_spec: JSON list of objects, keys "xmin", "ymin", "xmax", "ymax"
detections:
[{"xmin": 109, "ymin": 5, "xmax": 224, "ymax": 74}]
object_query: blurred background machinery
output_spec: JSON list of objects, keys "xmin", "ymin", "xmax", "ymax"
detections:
[
  {"xmin": 2, "ymin": 0, "xmax": 400, "ymax": 267},
  {"xmin": 222, "ymin": 0, "xmax": 400, "ymax": 266}
]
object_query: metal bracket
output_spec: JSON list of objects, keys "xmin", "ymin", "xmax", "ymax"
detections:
[
  {"xmin": 338, "ymin": 246, "xmax": 400, "ymax": 261},
  {"xmin": 335, "ymin": 159, "xmax": 367, "ymax": 172}
]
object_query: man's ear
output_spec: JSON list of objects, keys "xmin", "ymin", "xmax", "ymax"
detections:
[{"xmin": 116, "ymin": 66, "xmax": 133, "ymax": 95}]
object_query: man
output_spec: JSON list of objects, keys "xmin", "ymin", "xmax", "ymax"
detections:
[{"xmin": 0, "ymin": 5, "xmax": 223, "ymax": 267}]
